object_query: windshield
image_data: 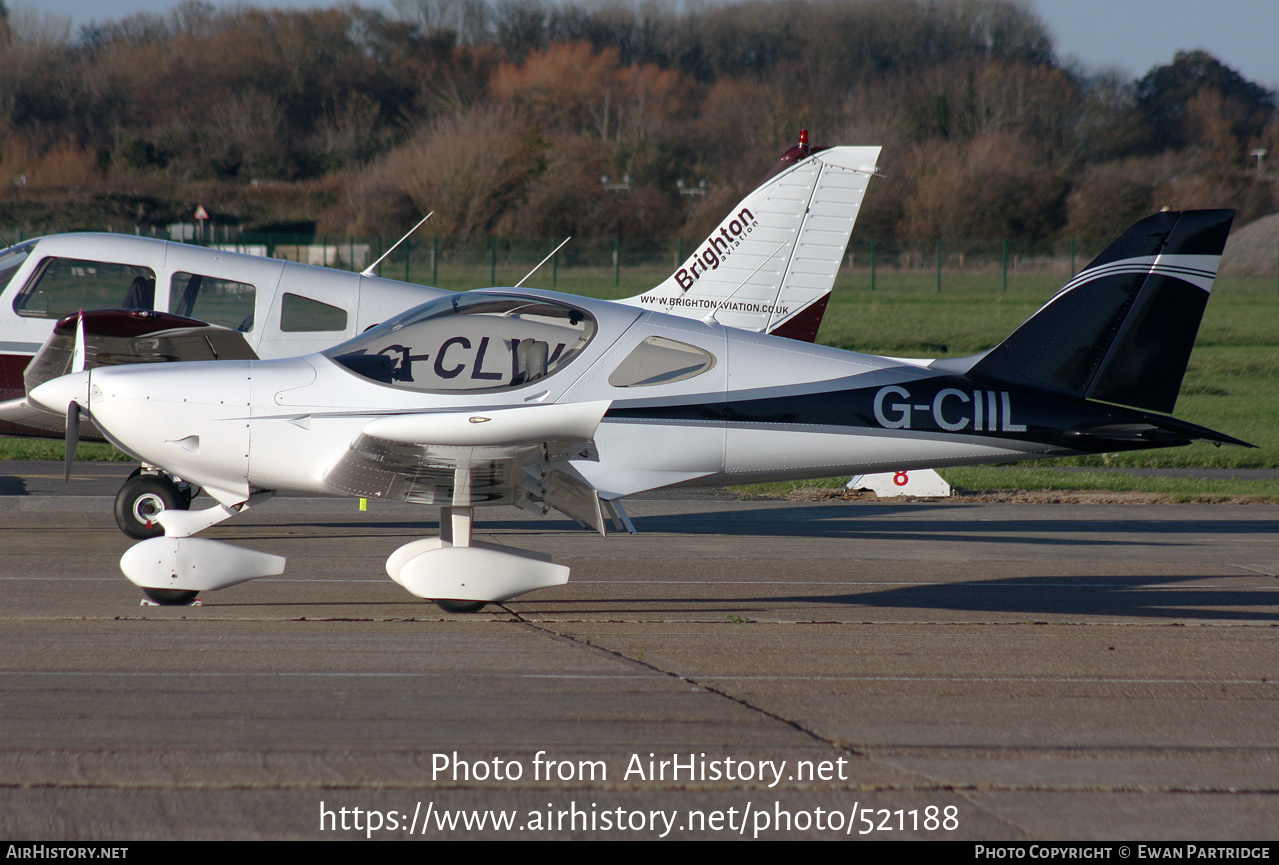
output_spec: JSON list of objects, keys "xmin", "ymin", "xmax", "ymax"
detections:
[
  {"xmin": 324, "ymin": 291, "xmax": 596, "ymax": 392},
  {"xmin": 0, "ymin": 239, "xmax": 39, "ymax": 295}
]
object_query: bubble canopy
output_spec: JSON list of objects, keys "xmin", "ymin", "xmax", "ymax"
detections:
[{"xmin": 323, "ymin": 291, "xmax": 597, "ymax": 392}]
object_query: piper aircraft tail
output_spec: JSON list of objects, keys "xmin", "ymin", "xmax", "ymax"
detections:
[
  {"xmin": 618, "ymin": 132, "xmax": 881, "ymax": 342},
  {"xmin": 963, "ymin": 209, "xmax": 1235, "ymax": 416}
]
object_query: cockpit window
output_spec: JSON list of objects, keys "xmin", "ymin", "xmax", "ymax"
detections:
[
  {"xmin": 324, "ymin": 292, "xmax": 596, "ymax": 392},
  {"xmin": 0, "ymin": 239, "xmax": 38, "ymax": 295},
  {"xmin": 12, "ymin": 257, "xmax": 156, "ymax": 319},
  {"xmin": 170, "ymin": 272, "xmax": 257, "ymax": 331},
  {"xmin": 608, "ymin": 336, "xmax": 716, "ymax": 387}
]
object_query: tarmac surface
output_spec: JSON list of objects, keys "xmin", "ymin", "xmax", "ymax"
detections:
[{"xmin": 1, "ymin": 461, "xmax": 1278, "ymax": 840}]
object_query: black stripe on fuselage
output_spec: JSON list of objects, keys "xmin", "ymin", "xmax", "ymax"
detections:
[{"xmin": 605, "ymin": 375, "xmax": 1198, "ymax": 453}]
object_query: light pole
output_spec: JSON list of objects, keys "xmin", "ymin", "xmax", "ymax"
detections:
[
  {"xmin": 1249, "ymin": 148, "xmax": 1266, "ymax": 178},
  {"xmin": 601, "ymin": 174, "xmax": 632, "ymax": 193},
  {"xmin": 676, "ymin": 178, "xmax": 708, "ymax": 198}
]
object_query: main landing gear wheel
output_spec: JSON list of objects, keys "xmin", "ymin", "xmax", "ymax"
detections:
[
  {"xmin": 435, "ymin": 599, "xmax": 487, "ymax": 613},
  {"xmin": 141, "ymin": 587, "xmax": 199, "ymax": 606},
  {"xmin": 115, "ymin": 473, "xmax": 193, "ymax": 540}
]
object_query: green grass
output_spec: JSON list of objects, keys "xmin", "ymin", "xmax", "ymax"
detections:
[
  {"xmin": 731, "ymin": 476, "xmax": 850, "ymax": 498},
  {"xmin": 0, "ymin": 439, "xmax": 129, "ymax": 461},
  {"xmin": 942, "ymin": 467, "xmax": 1279, "ymax": 501},
  {"xmin": 818, "ymin": 271, "xmax": 1056, "ymax": 355}
]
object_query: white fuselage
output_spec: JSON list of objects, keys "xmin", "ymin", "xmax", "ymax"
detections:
[{"xmin": 61, "ymin": 289, "xmax": 1057, "ymax": 507}]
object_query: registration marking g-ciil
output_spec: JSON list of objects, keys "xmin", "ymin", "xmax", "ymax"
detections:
[{"xmin": 873, "ymin": 385, "xmax": 1026, "ymax": 433}]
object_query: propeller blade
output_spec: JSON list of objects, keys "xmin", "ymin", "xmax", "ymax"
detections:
[{"xmin": 64, "ymin": 401, "xmax": 81, "ymax": 481}]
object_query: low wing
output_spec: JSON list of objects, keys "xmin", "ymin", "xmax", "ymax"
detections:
[
  {"xmin": 3, "ymin": 310, "xmax": 259, "ymax": 440},
  {"xmin": 0, "ymin": 395, "xmax": 67, "ymax": 437},
  {"xmin": 25, "ymin": 310, "xmax": 257, "ymax": 395},
  {"xmin": 321, "ymin": 400, "xmax": 617, "ymax": 534}
]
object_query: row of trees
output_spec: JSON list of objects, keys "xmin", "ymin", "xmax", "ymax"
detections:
[{"xmin": 0, "ymin": 0, "xmax": 1275, "ymax": 245}]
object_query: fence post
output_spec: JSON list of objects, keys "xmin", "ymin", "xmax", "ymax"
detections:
[
  {"xmin": 936, "ymin": 238, "xmax": 942, "ymax": 293},
  {"xmin": 614, "ymin": 238, "xmax": 620, "ymax": 288},
  {"xmin": 1002, "ymin": 238, "xmax": 1008, "ymax": 292}
]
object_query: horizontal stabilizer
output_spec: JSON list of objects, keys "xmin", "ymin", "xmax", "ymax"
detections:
[{"xmin": 1068, "ymin": 414, "xmax": 1254, "ymax": 449}]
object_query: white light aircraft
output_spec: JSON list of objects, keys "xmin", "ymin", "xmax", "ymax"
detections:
[
  {"xmin": 29, "ymin": 208, "xmax": 1248, "ymax": 610},
  {"xmin": 0, "ymin": 233, "xmax": 446, "ymax": 434},
  {"xmin": 0, "ymin": 134, "xmax": 882, "ymax": 536}
]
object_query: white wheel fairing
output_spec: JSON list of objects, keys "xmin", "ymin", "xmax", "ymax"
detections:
[
  {"xmin": 394, "ymin": 543, "xmax": 567, "ymax": 603},
  {"xmin": 121, "ymin": 537, "xmax": 285, "ymax": 592}
]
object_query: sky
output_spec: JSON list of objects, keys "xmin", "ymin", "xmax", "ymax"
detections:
[
  {"xmin": 13, "ymin": 0, "xmax": 1279, "ymax": 90},
  {"xmin": 1032, "ymin": 0, "xmax": 1278, "ymax": 88}
]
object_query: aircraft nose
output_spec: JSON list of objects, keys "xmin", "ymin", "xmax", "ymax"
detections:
[
  {"xmin": 29, "ymin": 371, "xmax": 90, "ymax": 415},
  {"xmin": 74, "ymin": 362, "xmax": 254, "ymax": 502}
]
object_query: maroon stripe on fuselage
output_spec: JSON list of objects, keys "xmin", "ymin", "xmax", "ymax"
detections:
[
  {"xmin": 0, "ymin": 353, "xmax": 29, "ymax": 402},
  {"xmin": 0, "ymin": 352, "xmax": 102, "ymax": 441},
  {"xmin": 51, "ymin": 308, "xmax": 209, "ymax": 339}
]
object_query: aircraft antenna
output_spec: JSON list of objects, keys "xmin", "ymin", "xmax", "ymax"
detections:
[
  {"xmin": 361, "ymin": 212, "xmax": 434, "ymax": 277},
  {"xmin": 698, "ymin": 237, "xmax": 791, "ymax": 324},
  {"xmin": 514, "ymin": 237, "xmax": 572, "ymax": 288}
]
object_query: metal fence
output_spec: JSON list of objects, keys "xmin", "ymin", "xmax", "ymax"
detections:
[
  {"xmin": 7, "ymin": 227, "xmax": 1278, "ymax": 293},
  {"xmin": 171, "ymin": 231, "xmax": 1117, "ymax": 292}
]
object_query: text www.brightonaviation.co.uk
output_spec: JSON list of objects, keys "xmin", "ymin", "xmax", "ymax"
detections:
[{"xmin": 319, "ymin": 801, "xmax": 960, "ymax": 838}]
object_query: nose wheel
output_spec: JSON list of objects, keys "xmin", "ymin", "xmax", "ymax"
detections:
[
  {"xmin": 115, "ymin": 470, "xmax": 194, "ymax": 539},
  {"xmin": 141, "ymin": 587, "xmax": 200, "ymax": 606}
]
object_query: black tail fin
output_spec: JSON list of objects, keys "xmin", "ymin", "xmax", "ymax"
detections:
[{"xmin": 968, "ymin": 210, "xmax": 1234, "ymax": 414}]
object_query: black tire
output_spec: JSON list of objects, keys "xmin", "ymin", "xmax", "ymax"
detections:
[
  {"xmin": 142, "ymin": 587, "xmax": 199, "ymax": 605},
  {"xmin": 115, "ymin": 474, "xmax": 191, "ymax": 540},
  {"xmin": 436, "ymin": 599, "xmax": 487, "ymax": 613}
]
